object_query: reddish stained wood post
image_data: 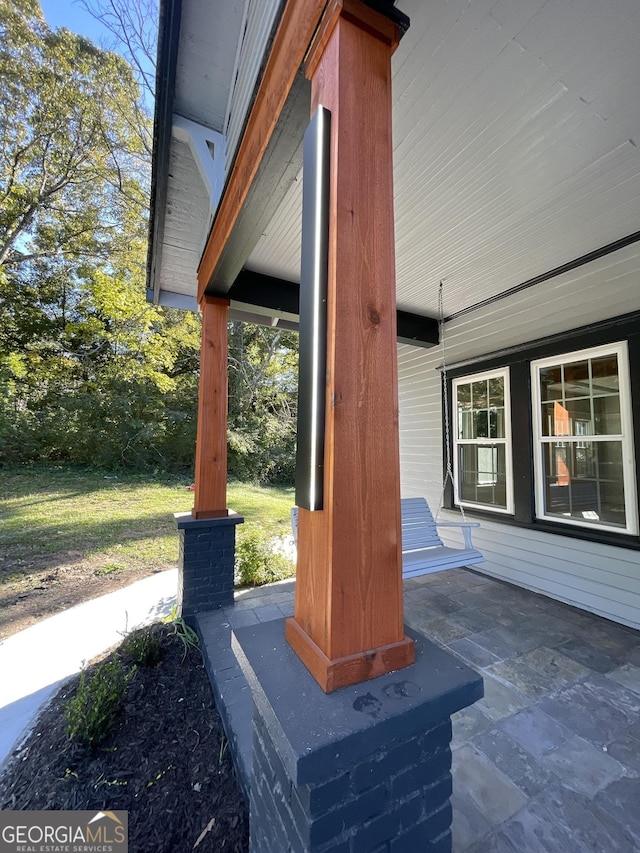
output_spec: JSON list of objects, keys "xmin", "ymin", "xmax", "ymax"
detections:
[
  {"xmin": 192, "ymin": 295, "xmax": 229, "ymax": 519},
  {"xmin": 285, "ymin": 0, "xmax": 415, "ymax": 692}
]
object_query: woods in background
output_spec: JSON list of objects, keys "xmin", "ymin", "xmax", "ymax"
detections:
[{"xmin": 0, "ymin": 0, "xmax": 298, "ymax": 482}]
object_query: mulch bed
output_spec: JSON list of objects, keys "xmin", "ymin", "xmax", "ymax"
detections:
[{"xmin": 0, "ymin": 623, "xmax": 249, "ymax": 852}]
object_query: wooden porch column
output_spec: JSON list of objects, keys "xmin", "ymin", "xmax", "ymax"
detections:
[
  {"xmin": 192, "ymin": 295, "xmax": 229, "ymax": 519},
  {"xmin": 286, "ymin": 0, "xmax": 415, "ymax": 692}
]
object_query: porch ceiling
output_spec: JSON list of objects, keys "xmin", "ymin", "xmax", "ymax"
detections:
[{"xmin": 151, "ymin": 0, "xmax": 640, "ymax": 321}]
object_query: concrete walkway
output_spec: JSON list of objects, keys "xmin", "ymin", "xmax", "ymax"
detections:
[
  {"xmin": 196, "ymin": 569, "xmax": 640, "ymax": 852},
  {"xmin": 0, "ymin": 569, "xmax": 178, "ymax": 770}
]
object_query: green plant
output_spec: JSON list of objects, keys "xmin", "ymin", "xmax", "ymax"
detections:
[
  {"xmin": 95, "ymin": 562, "xmax": 126, "ymax": 576},
  {"xmin": 120, "ymin": 628, "xmax": 163, "ymax": 667},
  {"xmin": 218, "ymin": 736, "xmax": 228, "ymax": 765},
  {"xmin": 164, "ymin": 612, "xmax": 200, "ymax": 661},
  {"xmin": 65, "ymin": 659, "xmax": 136, "ymax": 749},
  {"xmin": 234, "ymin": 524, "xmax": 294, "ymax": 587},
  {"xmin": 145, "ymin": 764, "xmax": 174, "ymax": 789}
]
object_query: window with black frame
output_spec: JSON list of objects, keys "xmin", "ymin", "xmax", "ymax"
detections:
[
  {"xmin": 452, "ymin": 368, "xmax": 514, "ymax": 514},
  {"xmin": 531, "ymin": 342, "xmax": 638, "ymax": 535},
  {"xmin": 446, "ymin": 316, "xmax": 640, "ymax": 546}
]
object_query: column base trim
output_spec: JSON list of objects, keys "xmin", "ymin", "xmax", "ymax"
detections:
[
  {"xmin": 285, "ymin": 617, "xmax": 415, "ymax": 693},
  {"xmin": 192, "ymin": 508, "xmax": 230, "ymax": 519}
]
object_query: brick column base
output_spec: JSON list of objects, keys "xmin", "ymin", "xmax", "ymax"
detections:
[
  {"xmin": 232, "ymin": 619, "xmax": 483, "ymax": 853},
  {"xmin": 175, "ymin": 511, "xmax": 243, "ymax": 618}
]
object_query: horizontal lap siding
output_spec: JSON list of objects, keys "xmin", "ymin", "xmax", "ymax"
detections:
[
  {"xmin": 398, "ymin": 345, "xmax": 444, "ymax": 512},
  {"xmin": 397, "ymin": 244, "xmax": 640, "ymax": 629},
  {"xmin": 460, "ymin": 518, "xmax": 640, "ymax": 627}
]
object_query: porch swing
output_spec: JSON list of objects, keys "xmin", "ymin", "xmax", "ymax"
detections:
[{"xmin": 400, "ymin": 283, "xmax": 484, "ymax": 578}]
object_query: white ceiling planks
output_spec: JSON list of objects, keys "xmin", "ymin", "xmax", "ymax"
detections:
[{"xmin": 159, "ymin": 0, "xmax": 640, "ymax": 319}]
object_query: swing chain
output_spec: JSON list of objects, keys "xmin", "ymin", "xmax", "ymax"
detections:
[{"xmin": 437, "ymin": 282, "xmax": 466, "ymax": 522}]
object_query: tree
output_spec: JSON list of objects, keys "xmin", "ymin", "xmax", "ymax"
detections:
[
  {"xmin": 0, "ymin": 0, "xmax": 299, "ymax": 481},
  {"xmin": 0, "ymin": 0, "xmax": 201, "ymax": 471},
  {"xmin": 79, "ymin": 0, "xmax": 156, "ymax": 157},
  {"xmin": 0, "ymin": 0, "xmax": 148, "ymax": 275},
  {"xmin": 76, "ymin": 0, "xmax": 301, "ymax": 483},
  {"xmin": 227, "ymin": 323, "xmax": 298, "ymax": 483}
]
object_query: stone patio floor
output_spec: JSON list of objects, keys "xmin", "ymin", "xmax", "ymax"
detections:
[{"xmin": 195, "ymin": 567, "xmax": 640, "ymax": 852}]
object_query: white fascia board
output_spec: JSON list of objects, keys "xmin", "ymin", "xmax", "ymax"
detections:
[{"xmin": 155, "ymin": 289, "xmax": 199, "ymax": 312}]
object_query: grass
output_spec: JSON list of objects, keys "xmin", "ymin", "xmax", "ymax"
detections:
[{"xmin": 0, "ymin": 465, "xmax": 295, "ymax": 585}]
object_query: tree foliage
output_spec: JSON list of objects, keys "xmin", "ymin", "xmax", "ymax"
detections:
[
  {"xmin": 0, "ymin": 0, "xmax": 199, "ymax": 471},
  {"xmin": 0, "ymin": 0, "xmax": 148, "ymax": 272},
  {"xmin": 0, "ymin": 0, "xmax": 299, "ymax": 482},
  {"xmin": 228, "ymin": 323, "xmax": 298, "ymax": 484},
  {"xmin": 79, "ymin": 0, "xmax": 156, "ymax": 156}
]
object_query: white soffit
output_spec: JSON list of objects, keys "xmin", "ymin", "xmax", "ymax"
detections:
[
  {"xmin": 247, "ymin": 0, "xmax": 640, "ymax": 318},
  {"xmin": 159, "ymin": 0, "xmax": 286, "ymax": 308},
  {"xmin": 224, "ymin": 0, "xmax": 284, "ymax": 172},
  {"xmin": 174, "ymin": 0, "xmax": 246, "ymax": 132}
]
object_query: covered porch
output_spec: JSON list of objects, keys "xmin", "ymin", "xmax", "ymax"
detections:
[
  {"xmin": 196, "ymin": 568, "xmax": 640, "ymax": 851},
  {"xmin": 147, "ymin": 0, "xmax": 640, "ymax": 847}
]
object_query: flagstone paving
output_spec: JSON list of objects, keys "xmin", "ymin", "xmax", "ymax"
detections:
[{"xmin": 195, "ymin": 568, "xmax": 640, "ymax": 851}]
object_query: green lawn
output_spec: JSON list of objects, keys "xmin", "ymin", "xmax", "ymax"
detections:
[{"xmin": 0, "ymin": 466, "xmax": 295, "ymax": 581}]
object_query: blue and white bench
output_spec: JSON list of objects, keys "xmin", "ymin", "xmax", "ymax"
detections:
[{"xmin": 291, "ymin": 497, "xmax": 483, "ymax": 579}]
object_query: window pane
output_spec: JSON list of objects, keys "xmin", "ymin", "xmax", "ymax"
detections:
[
  {"xmin": 542, "ymin": 400, "xmax": 576, "ymax": 436},
  {"xmin": 491, "ymin": 407, "xmax": 505, "ymax": 439},
  {"xmin": 539, "ymin": 354, "xmax": 621, "ymax": 438},
  {"xmin": 565, "ymin": 398, "xmax": 592, "ymax": 435},
  {"xmin": 542, "ymin": 441, "xmax": 626, "ymax": 527},
  {"xmin": 471, "ymin": 381, "xmax": 487, "ymax": 438},
  {"xmin": 593, "ymin": 395, "xmax": 621, "ymax": 435},
  {"xmin": 458, "ymin": 444, "xmax": 507, "ymax": 509},
  {"xmin": 540, "ymin": 366, "xmax": 562, "ymax": 401},
  {"xmin": 592, "ymin": 355, "xmax": 619, "ymax": 392},
  {"xmin": 488, "ymin": 376, "xmax": 505, "ymax": 408},
  {"xmin": 475, "ymin": 409, "xmax": 489, "ymax": 438},
  {"xmin": 563, "ymin": 361, "xmax": 589, "ymax": 398},
  {"xmin": 472, "ymin": 380, "xmax": 488, "ymax": 407},
  {"xmin": 456, "ymin": 382, "xmax": 473, "ymax": 439}
]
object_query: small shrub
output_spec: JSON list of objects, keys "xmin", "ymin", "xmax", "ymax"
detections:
[
  {"xmin": 120, "ymin": 628, "xmax": 163, "ymax": 667},
  {"xmin": 235, "ymin": 524, "xmax": 294, "ymax": 587},
  {"xmin": 65, "ymin": 659, "xmax": 136, "ymax": 749}
]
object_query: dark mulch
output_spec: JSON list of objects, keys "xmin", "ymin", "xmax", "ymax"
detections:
[{"xmin": 0, "ymin": 622, "xmax": 249, "ymax": 852}]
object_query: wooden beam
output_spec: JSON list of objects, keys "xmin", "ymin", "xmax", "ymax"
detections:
[
  {"xmin": 396, "ymin": 309, "xmax": 439, "ymax": 347},
  {"xmin": 192, "ymin": 296, "xmax": 229, "ymax": 519},
  {"xmin": 285, "ymin": 0, "xmax": 414, "ymax": 692},
  {"xmin": 203, "ymin": 74, "xmax": 310, "ymax": 296},
  {"xmin": 197, "ymin": 0, "xmax": 328, "ymax": 300}
]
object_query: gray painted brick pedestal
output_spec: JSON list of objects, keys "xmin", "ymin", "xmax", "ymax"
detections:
[
  {"xmin": 175, "ymin": 511, "xmax": 243, "ymax": 618},
  {"xmin": 233, "ymin": 619, "xmax": 483, "ymax": 853}
]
